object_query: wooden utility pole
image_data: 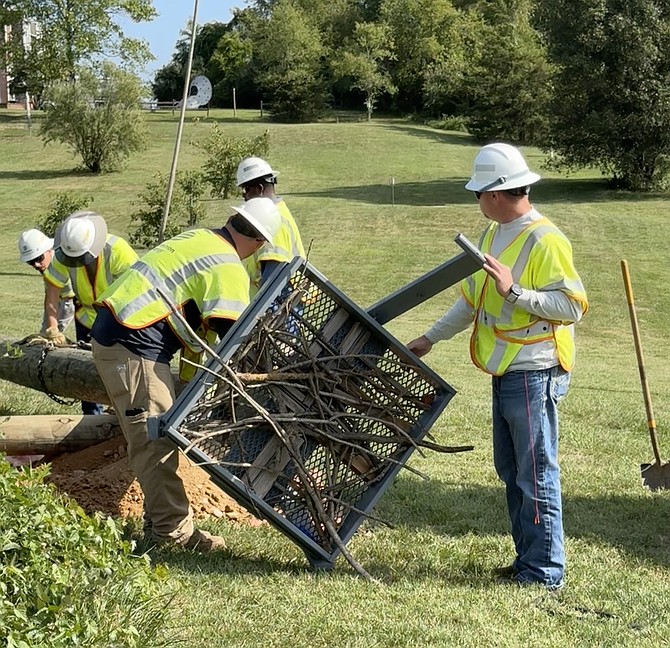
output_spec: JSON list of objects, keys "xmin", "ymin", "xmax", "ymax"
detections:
[
  {"xmin": 0, "ymin": 414, "xmax": 121, "ymax": 455},
  {"xmin": 158, "ymin": 0, "xmax": 200, "ymax": 244}
]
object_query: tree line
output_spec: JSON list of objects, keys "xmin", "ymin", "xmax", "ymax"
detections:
[
  {"xmin": 151, "ymin": 0, "xmax": 670, "ymax": 191},
  {"xmin": 4, "ymin": 0, "xmax": 670, "ymax": 190}
]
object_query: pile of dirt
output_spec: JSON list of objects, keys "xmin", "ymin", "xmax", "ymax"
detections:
[{"xmin": 44, "ymin": 437, "xmax": 262, "ymax": 527}]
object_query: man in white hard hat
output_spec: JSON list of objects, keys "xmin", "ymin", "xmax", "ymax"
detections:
[
  {"xmin": 43, "ymin": 211, "xmax": 139, "ymax": 415},
  {"xmin": 17, "ymin": 228, "xmax": 75, "ymax": 335},
  {"xmin": 236, "ymin": 156, "xmax": 304, "ymax": 295},
  {"xmin": 408, "ymin": 143, "xmax": 589, "ymax": 592},
  {"xmin": 90, "ymin": 197, "xmax": 281, "ymax": 552}
]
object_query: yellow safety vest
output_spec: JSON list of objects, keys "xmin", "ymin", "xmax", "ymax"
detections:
[
  {"xmin": 244, "ymin": 199, "xmax": 304, "ymax": 297},
  {"xmin": 96, "ymin": 228, "xmax": 250, "ymax": 353},
  {"xmin": 461, "ymin": 217, "xmax": 588, "ymax": 376},
  {"xmin": 44, "ymin": 235, "xmax": 138, "ymax": 329},
  {"xmin": 178, "ymin": 325, "xmax": 218, "ymax": 382}
]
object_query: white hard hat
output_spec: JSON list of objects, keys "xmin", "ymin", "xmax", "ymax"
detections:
[
  {"xmin": 18, "ymin": 228, "xmax": 53, "ymax": 262},
  {"xmin": 465, "ymin": 143, "xmax": 541, "ymax": 192},
  {"xmin": 230, "ymin": 197, "xmax": 281, "ymax": 244},
  {"xmin": 236, "ymin": 156, "xmax": 279, "ymax": 187},
  {"xmin": 54, "ymin": 210, "xmax": 108, "ymax": 267}
]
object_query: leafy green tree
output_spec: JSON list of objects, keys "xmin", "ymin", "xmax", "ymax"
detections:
[
  {"xmin": 463, "ymin": 0, "xmax": 553, "ymax": 145},
  {"xmin": 38, "ymin": 192, "xmax": 94, "ymax": 237},
  {"xmin": 41, "ymin": 62, "xmax": 147, "ymax": 173},
  {"xmin": 380, "ymin": 0, "xmax": 464, "ymax": 112},
  {"xmin": 535, "ymin": 0, "xmax": 670, "ymax": 190},
  {"xmin": 153, "ymin": 21, "xmax": 240, "ymax": 106},
  {"xmin": 196, "ymin": 125, "xmax": 270, "ymax": 199},
  {"xmin": 129, "ymin": 170, "xmax": 207, "ymax": 248},
  {"xmin": 332, "ymin": 21, "xmax": 396, "ymax": 120},
  {"xmin": 0, "ymin": 0, "xmax": 156, "ymax": 101},
  {"xmin": 252, "ymin": 0, "xmax": 329, "ymax": 121},
  {"xmin": 208, "ymin": 30, "xmax": 255, "ymax": 107}
]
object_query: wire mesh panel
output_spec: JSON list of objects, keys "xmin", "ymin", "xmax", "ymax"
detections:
[{"xmin": 154, "ymin": 259, "xmax": 457, "ymax": 569}]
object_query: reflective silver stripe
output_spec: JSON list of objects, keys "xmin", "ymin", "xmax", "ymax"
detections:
[
  {"xmin": 47, "ymin": 265, "xmax": 69, "ymax": 285},
  {"xmin": 509, "ymin": 224, "xmax": 554, "ymax": 277},
  {"xmin": 114, "ymin": 254, "xmax": 240, "ymax": 321},
  {"xmin": 201, "ymin": 298, "xmax": 248, "ymax": 315},
  {"xmin": 543, "ymin": 277, "xmax": 585, "ymax": 293},
  {"xmin": 487, "ymin": 338, "xmax": 507, "ymax": 374},
  {"xmin": 103, "ymin": 239, "xmax": 116, "ymax": 286},
  {"xmin": 77, "ymin": 308, "xmax": 96, "ymax": 328},
  {"xmin": 464, "ymin": 275, "xmax": 476, "ymax": 298}
]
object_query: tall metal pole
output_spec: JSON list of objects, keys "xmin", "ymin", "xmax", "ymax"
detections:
[{"xmin": 158, "ymin": 0, "xmax": 199, "ymax": 244}]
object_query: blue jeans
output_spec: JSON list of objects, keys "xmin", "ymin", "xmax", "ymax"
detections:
[
  {"xmin": 75, "ymin": 320, "xmax": 105, "ymax": 416},
  {"xmin": 492, "ymin": 366, "xmax": 570, "ymax": 589}
]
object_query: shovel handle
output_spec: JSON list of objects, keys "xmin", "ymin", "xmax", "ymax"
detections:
[{"xmin": 621, "ymin": 259, "xmax": 662, "ymax": 465}]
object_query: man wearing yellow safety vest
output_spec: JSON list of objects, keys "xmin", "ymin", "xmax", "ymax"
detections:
[
  {"xmin": 408, "ymin": 143, "xmax": 588, "ymax": 592},
  {"xmin": 17, "ymin": 228, "xmax": 75, "ymax": 335},
  {"xmin": 236, "ymin": 156, "xmax": 304, "ymax": 296},
  {"xmin": 43, "ymin": 211, "xmax": 138, "ymax": 415},
  {"xmin": 90, "ymin": 197, "xmax": 282, "ymax": 553}
]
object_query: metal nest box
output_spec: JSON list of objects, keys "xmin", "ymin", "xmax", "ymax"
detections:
[{"xmin": 152, "ymin": 252, "xmax": 479, "ymax": 572}]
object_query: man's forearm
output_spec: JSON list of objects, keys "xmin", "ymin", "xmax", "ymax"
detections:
[{"xmin": 43, "ymin": 282, "xmax": 61, "ymax": 331}]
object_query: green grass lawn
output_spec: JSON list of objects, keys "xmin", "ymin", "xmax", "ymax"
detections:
[{"xmin": 1, "ymin": 107, "xmax": 670, "ymax": 647}]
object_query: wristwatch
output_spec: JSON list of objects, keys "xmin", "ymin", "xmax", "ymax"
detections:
[{"xmin": 504, "ymin": 283, "xmax": 523, "ymax": 304}]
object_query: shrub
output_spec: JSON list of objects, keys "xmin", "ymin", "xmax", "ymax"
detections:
[
  {"xmin": 40, "ymin": 62, "xmax": 147, "ymax": 173},
  {"xmin": 0, "ymin": 459, "xmax": 174, "ymax": 647},
  {"xmin": 197, "ymin": 125, "xmax": 270, "ymax": 200},
  {"xmin": 37, "ymin": 191, "xmax": 93, "ymax": 237},
  {"xmin": 129, "ymin": 170, "xmax": 207, "ymax": 248}
]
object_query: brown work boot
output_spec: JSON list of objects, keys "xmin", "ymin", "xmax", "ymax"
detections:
[{"xmin": 182, "ymin": 529, "xmax": 227, "ymax": 553}]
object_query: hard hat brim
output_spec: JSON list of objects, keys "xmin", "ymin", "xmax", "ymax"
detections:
[
  {"xmin": 230, "ymin": 204, "xmax": 275, "ymax": 244},
  {"xmin": 18, "ymin": 235, "xmax": 54, "ymax": 262},
  {"xmin": 54, "ymin": 213, "xmax": 108, "ymax": 263},
  {"xmin": 465, "ymin": 170, "xmax": 541, "ymax": 192}
]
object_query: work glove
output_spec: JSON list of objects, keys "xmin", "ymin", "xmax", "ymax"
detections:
[
  {"xmin": 27, "ymin": 326, "xmax": 69, "ymax": 347},
  {"xmin": 43, "ymin": 326, "xmax": 68, "ymax": 346}
]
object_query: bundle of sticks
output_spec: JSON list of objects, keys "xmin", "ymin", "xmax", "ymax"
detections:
[{"xmin": 174, "ymin": 273, "xmax": 472, "ymax": 579}]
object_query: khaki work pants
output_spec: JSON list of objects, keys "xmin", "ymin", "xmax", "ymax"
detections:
[{"xmin": 92, "ymin": 340, "xmax": 193, "ymax": 542}]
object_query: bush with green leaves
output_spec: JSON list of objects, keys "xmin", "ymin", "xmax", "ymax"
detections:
[
  {"xmin": 197, "ymin": 125, "xmax": 270, "ymax": 200},
  {"xmin": 129, "ymin": 170, "xmax": 207, "ymax": 248},
  {"xmin": 41, "ymin": 61, "xmax": 147, "ymax": 173},
  {"xmin": 0, "ymin": 459, "xmax": 173, "ymax": 647},
  {"xmin": 37, "ymin": 191, "xmax": 93, "ymax": 238}
]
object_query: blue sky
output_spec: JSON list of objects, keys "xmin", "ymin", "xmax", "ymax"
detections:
[{"xmin": 119, "ymin": 0, "xmax": 244, "ymax": 79}]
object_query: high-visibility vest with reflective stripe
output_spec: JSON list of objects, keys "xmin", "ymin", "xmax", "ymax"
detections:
[
  {"xmin": 244, "ymin": 199, "xmax": 304, "ymax": 297},
  {"xmin": 178, "ymin": 325, "xmax": 218, "ymax": 382},
  {"xmin": 43, "ymin": 235, "xmax": 138, "ymax": 329},
  {"xmin": 97, "ymin": 229, "xmax": 250, "ymax": 352},
  {"xmin": 461, "ymin": 217, "xmax": 588, "ymax": 376}
]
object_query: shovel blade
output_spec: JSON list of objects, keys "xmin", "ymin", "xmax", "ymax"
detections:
[{"xmin": 640, "ymin": 462, "xmax": 670, "ymax": 491}]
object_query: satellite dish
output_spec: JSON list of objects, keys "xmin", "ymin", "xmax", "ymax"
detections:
[{"xmin": 184, "ymin": 75, "xmax": 212, "ymax": 109}]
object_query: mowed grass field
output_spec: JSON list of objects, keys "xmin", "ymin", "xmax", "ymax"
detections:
[{"xmin": 2, "ymin": 108, "xmax": 670, "ymax": 647}]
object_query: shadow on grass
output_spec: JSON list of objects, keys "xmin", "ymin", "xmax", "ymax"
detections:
[
  {"xmin": 380, "ymin": 477, "xmax": 670, "ymax": 570},
  {"xmin": 0, "ymin": 168, "xmax": 88, "ymax": 180},
  {"xmin": 145, "ymin": 113, "xmax": 267, "ymax": 125},
  {"xmin": 292, "ymin": 176, "xmax": 664, "ymax": 208},
  {"xmin": 138, "ymin": 538, "xmax": 310, "ymax": 578},
  {"xmin": 381, "ymin": 122, "xmax": 473, "ymax": 147}
]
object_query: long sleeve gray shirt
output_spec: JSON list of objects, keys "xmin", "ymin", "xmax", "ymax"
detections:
[{"xmin": 424, "ymin": 209, "xmax": 584, "ymax": 371}]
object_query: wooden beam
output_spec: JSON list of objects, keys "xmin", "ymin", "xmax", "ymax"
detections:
[
  {"xmin": 0, "ymin": 414, "xmax": 121, "ymax": 455},
  {"xmin": 0, "ymin": 338, "xmax": 183, "ymax": 405}
]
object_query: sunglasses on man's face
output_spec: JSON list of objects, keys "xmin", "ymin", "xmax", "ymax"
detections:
[
  {"xmin": 27, "ymin": 253, "xmax": 46, "ymax": 266},
  {"xmin": 474, "ymin": 191, "xmax": 482, "ymax": 200}
]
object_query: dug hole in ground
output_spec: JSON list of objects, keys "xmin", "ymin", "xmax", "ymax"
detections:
[{"xmin": 12, "ymin": 439, "xmax": 263, "ymax": 528}]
